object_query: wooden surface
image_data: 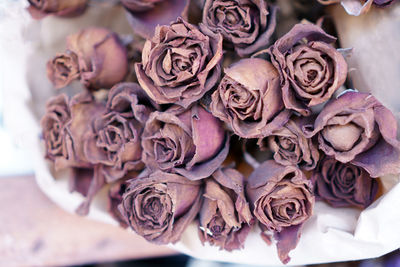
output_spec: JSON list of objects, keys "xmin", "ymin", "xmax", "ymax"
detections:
[{"xmin": 0, "ymin": 175, "xmax": 178, "ymax": 267}]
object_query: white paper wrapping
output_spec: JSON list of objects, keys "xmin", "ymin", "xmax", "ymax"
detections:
[{"xmin": 2, "ymin": 1, "xmax": 399, "ymax": 265}]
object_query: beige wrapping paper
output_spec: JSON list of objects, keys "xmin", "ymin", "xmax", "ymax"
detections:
[{"xmin": 1, "ymin": 1, "xmax": 399, "ymax": 265}]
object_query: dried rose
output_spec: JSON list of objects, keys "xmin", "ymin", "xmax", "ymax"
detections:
[
  {"xmin": 46, "ymin": 51, "xmax": 80, "ymax": 89},
  {"xmin": 268, "ymin": 23, "xmax": 347, "ymax": 116},
  {"xmin": 210, "ymin": 58, "xmax": 291, "ymax": 139},
  {"xmin": 108, "ymin": 180, "xmax": 129, "ymax": 228},
  {"xmin": 106, "ymin": 82, "xmax": 159, "ymax": 124},
  {"xmin": 200, "ymin": 0, "xmax": 277, "ymax": 57},
  {"xmin": 311, "ymin": 156, "xmax": 378, "ymax": 209},
  {"xmin": 142, "ymin": 105, "xmax": 229, "ymax": 180},
  {"xmin": 317, "ymin": 0, "xmax": 395, "ymax": 16},
  {"xmin": 199, "ymin": 168, "xmax": 253, "ymax": 251},
  {"xmin": 120, "ymin": 170, "xmax": 202, "ymax": 244},
  {"xmin": 303, "ymin": 91, "xmax": 400, "ymax": 178},
  {"xmin": 135, "ymin": 18, "xmax": 223, "ymax": 108},
  {"xmin": 27, "ymin": 0, "xmax": 88, "ymax": 20},
  {"xmin": 47, "ymin": 27, "xmax": 128, "ymax": 90},
  {"xmin": 124, "ymin": 0, "xmax": 190, "ymax": 39},
  {"xmin": 246, "ymin": 160, "xmax": 314, "ymax": 264},
  {"xmin": 41, "ymin": 93, "xmax": 105, "ymax": 169},
  {"xmin": 258, "ymin": 117, "xmax": 319, "ymax": 170}
]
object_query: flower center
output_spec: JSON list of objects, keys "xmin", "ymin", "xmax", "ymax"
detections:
[{"xmin": 322, "ymin": 123, "xmax": 363, "ymax": 152}]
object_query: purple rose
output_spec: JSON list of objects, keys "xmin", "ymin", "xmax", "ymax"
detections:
[
  {"xmin": 142, "ymin": 105, "xmax": 229, "ymax": 180},
  {"xmin": 199, "ymin": 168, "xmax": 253, "ymax": 251},
  {"xmin": 27, "ymin": 0, "xmax": 88, "ymax": 20},
  {"xmin": 120, "ymin": 170, "xmax": 202, "ymax": 244}
]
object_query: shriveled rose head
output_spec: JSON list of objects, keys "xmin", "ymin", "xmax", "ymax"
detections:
[
  {"xmin": 200, "ymin": 0, "xmax": 277, "ymax": 57},
  {"xmin": 258, "ymin": 117, "xmax": 319, "ymax": 170},
  {"xmin": 61, "ymin": 27, "xmax": 128, "ymax": 90},
  {"xmin": 312, "ymin": 156, "xmax": 378, "ymax": 208},
  {"xmin": 41, "ymin": 93, "xmax": 105, "ymax": 170},
  {"xmin": 135, "ymin": 18, "xmax": 223, "ymax": 108},
  {"xmin": 47, "ymin": 51, "xmax": 80, "ymax": 89},
  {"xmin": 210, "ymin": 58, "xmax": 291, "ymax": 138},
  {"xmin": 303, "ymin": 91, "xmax": 400, "ymax": 178},
  {"xmin": 142, "ymin": 105, "xmax": 229, "ymax": 180},
  {"xmin": 27, "ymin": 0, "xmax": 88, "ymax": 20},
  {"xmin": 199, "ymin": 168, "xmax": 253, "ymax": 251},
  {"xmin": 106, "ymin": 82, "xmax": 159, "ymax": 124},
  {"xmin": 269, "ymin": 23, "xmax": 347, "ymax": 116},
  {"xmin": 120, "ymin": 170, "xmax": 202, "ymax": 244},
  {"xmin": 246, "ymin": 160, "xmax": 314, "ymax": 264},
  {"xmin": 124, "ymin": 0, "xmax": 190, "ymax": 39}
]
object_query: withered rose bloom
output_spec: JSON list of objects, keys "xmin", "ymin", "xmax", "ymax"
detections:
[
  {"xmin": 108, "ymin": 180, "xmax": 129, "ymax": 228},
  {"xmin": 199, "ymin": 168, "xmax": 253, "ymax": 251},
  {"xmin": 210, "ymin": 58, "xmax": 291, "ymax": 139},
  {"xmin": 246, "ymin": 160, "xmax": 314, "ymax": 264},
  {"xmin": 268, "ymin": 23, "xmax": 347, "ymax": 116},
  {"xmin": 303, "ymin": 91, "xmax": 400, "ymax": 178},
  {"xmin": 135, "ymin": 18, "xmax": 223, "ymax": 108},
  {"xmin": 258, "ymin": 117, "xmax": 319, "ymax": 170},
  {"xmin": 311, "ymin": 156, "xmax": 378, "ymax": 209},
  {"xmin": 142, "ymin": 105, "xmax": 229, "ymax": 180},
  {"xmin": 48, "ymin": 27, "xmax": 128, "ymax": 90},
  {"xmin": 123, "ymin": 0, "xmax": 190, "ymax": 39},
  {"xmin": 120, "ymin": 170, "xmax": 202, "ymax": 244},
  {"xmin": 46, "ymin": 51, "xmax": 80, "ymax": 89},
  {"xmin": 200, "ymin": 0, "xmax": 277, "ymax": 57},
  {"xmin": 41, "ymin": 93, "xmax": 105, "ymax": 170},
  {"xmin": 83, "ymin": 83, "xmax": 156, "ymax": 183},
  {"xmin": 27, "ymin": 0, "xmax": 88, "ymax": 20}
]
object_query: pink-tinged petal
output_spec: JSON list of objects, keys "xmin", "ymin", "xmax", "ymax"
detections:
[{"xmin": 274, "ymin": 224, "xmax": 302, "ymax": 264}]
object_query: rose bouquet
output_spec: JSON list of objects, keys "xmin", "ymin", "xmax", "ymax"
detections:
[{"xmin": 8, "ymin": 0, "xmax": 399, "ymax": 265}]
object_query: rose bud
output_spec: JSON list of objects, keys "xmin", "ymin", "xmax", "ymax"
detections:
[
  {"xmin": 135, "ymin": 18, "xmax": 223, "ymax": 108},
  {"xmin": 210, "ymin": 58, "xmax": 291, "ymax": 139},
  {"xmin": 257, "ymin": 117, "xmax": 320, "ymax": 170},
  {"xmin": 120, "ymin": 170, "xmax": 202, "ymax": 244},
  {"xmin": 303, "ymin": 91, "xmax": 400, "ymax": 178},
  {"xmin": 200, "ymin": 0, "xmax": 277, "ymax": 57},
  {"xmin": 246, "ymin": 160, "xmax": 314, "ymax": 264},
  {"xmin": 106, "ymin": 82, "xmax": 159, "ymax": 125},
  {"xmin": 69, "ymin": 166, "xmax": 106, "ymax": 216},
  {"xmin": 268, "ymin": 23, "xmax": 347, "ymax": 116},
  {"xmin": 142, "ymin": 105, "xmax": 229, "ymax": 180},
  {"xmin": 27, "ymin": 0, "xmax": 88, "ymax": 20},
  {"xmin": 123, "ymin": 0, "xmax": 190, "ymax": 39},
  {"xmin": 47, "ymin": 27, "xmax": 128, "ymax": 90},
  {"xmin": 46, "ymin": 51, "xmax": 80, "ymax": 89},
  {"xmin": 199, "ymin": 168, "xmax": 253, "ymax": 251},
  {"xmin": 311, "ymin": 156, "xmax": 378, "ymax": 209},
  {"xmin": 108, "ymin": 180, "xmax": 129, "ymax": 228},
  {"xmin": 41, "ymin": 92, "xmax": 105, "ymax": 170}
]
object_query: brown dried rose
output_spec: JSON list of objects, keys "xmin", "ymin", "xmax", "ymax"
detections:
[
  {"xmin": 46, "ymin": 51, "xmax": 80, "ymax": 89},
  {"xmin": 124, "ymin": 0, "xmax": 190, "ymax": 39},
  {"xmin": 199, "ymin": 168, "xmax": 253, "ymax": 251},
  {"xmin": 258, "ymin": 117, "xmax": 319, "ymax": 170},
  {"xmin": 210, "ymin": 58, "xmax": 291, "ymax": 139},
  {"xmin": 47, "ymin": 27, "xmax": 128, "ymax": 90},
  {"xmin": 246, "ymin": 160, "xmax": 314, "ymax": 264},
  {"xmin": 268, "ymin": 23, "xmax": 347, "ymax": 116},
  {"xmin": 27, "ymin": 0, "xmax": 88, "ymax": 20},
  {"xmin": 120, "ymin": 170, "xmax": 202, "ymax": 244},
  {"xmin": 303, "ymin": 91, "xmax": 400, "ymax": 178},
  {"xmin": 311, "ymin": 156, "xmax": 378, "ymax": 209},
  {"xmin": 41, "ymin": 93, "xmax": 105, "ymax": 170},
  {"xmin": 135, "ymin": 18, "xmax": 223, "ymax": 108},
  {"xmin": 200, "ymin": 0, "xmax": 277, "ymax": 57},
  {"xmin": 142, "ymin": 105, "xmax": 229, "ymax": 180}
]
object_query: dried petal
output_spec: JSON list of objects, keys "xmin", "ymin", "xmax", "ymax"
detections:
[{"xmin": 27, "ymin": 0, "xmax": 88, "ymax": 19}]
